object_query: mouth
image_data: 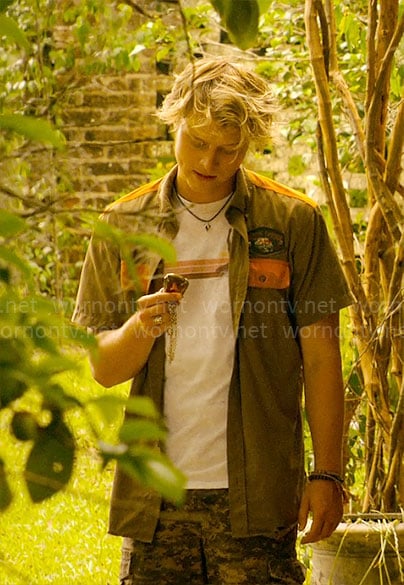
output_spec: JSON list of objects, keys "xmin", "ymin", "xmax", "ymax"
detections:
[{"xmin": 194, "ymin": 171, "xmax": 217, "ymax": 180}]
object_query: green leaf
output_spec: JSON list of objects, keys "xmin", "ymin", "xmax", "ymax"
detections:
[
  {"xmin": 76, "ymin": 21, "xmax": 91, "ymax": 48},
  {"xmin": 126, "ymin": 233, "xmax": 176, "ymax": 263},
  {"xmin": 0, "ymin": 244, "xmax": 32, "ymax": 279},
  {"xmin": 88, "ymin": 395, "xmax": 159, "ymax": 428},
  {"xmin": 210, "ymin": 0, "xmax": 227, "ymax": 16},
  {"xmin": 0, "ymin": 14, "xmax": 30, "ymax": 51},
  {"xmin": 119, "ymin": 419, "xmax": 167, "ymax": 444},
  {"xmin": 0, "ymin": 210, "xmax": 26, "ymax": 237},
  {"xmin": 41, "ymin": 384, "xmax": 82, "ymax": 412},
  {"xmin": 287, "ymin": 154, "xmax": 307, "ymax": 177},
  {"xmin": 0, "ymin": 0, "xmax": 15, "ymax": 13},
  {"xmin": 257, "ymin": 0, "xmax": 271, "ymax": 13},
  {"xmin": 0, "ymin": 337, "xmax": 24, "ymax": 365},
  {"xmin": 88, "ymin": 395, "xmax": 126, "ymax": 425},
  {"xmin": 210, "ymin": 0, "xmax": 259, "ymax": 50},
  {"xmin": 125, "ymin": 396, "xmax": 159, "ymax": 419},
  {"xmin": 0, "ymin": 458, "xmax": 12, "ymax": 511},
  {"xmin": 347, "ymin": 368, "xmax": 363, "ymax": 397},
  {"xmin": 29, "ymin": 323, "xmax": 58, "ymax": 353},
  {"xmin": 0, "ymin": 370, "xmax": 28, "ymax": 407},
  {"xmin": 11, "ymin": 411, "xmax": 39, "ymax": 442},
  {"xmin": 120, "ymin": 449, "xmax": 186, "ymax": 504},
  {"xmin": 24, "ymin": 294, "xmax": 63, "ymax": 321},
  {"xmin": 31, "ymin": 353, "xmax": 78, "ymax": 378},
  {"xmin": 25, "ymin": 423, "xmax": 75, "ymax": 502},
  {"xmin": 92, "ymin": 219, "xmax": 121, "ymax": 244},
  {"xmin": 0, "ymin": 266, "xmax": 10, "ymax": 283},
  {"xmin": 0, "ymin": 114, "xmax": 65, "ymax": 149},
  {"xmin": 226, "ymin": 0, "xmax": 259, "ymax": 50},
  {"xmin": 93, "ymin": 220, "xmax": 176, "ymax": 263}
]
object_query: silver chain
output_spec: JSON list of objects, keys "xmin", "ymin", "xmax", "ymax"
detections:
[
  {"xmin": 174, "ymin": 188, "xmax": 234, "ymax": 231},
  {"xmin": 167, "ymin": 302, "xmax": 178, "ymax": 362}
]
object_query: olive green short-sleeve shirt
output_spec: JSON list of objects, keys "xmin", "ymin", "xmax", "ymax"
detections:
[{"xmin": 73, "ymin": 166, "xmax": 353, "ymax": 541}]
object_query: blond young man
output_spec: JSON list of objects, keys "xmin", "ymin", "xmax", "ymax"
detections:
[{"xmin": 73, "ymin": 58, "xmax": 352, "ymax": 584}]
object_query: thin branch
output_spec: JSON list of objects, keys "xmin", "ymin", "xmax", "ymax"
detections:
[
  {"xmin": 365, "ymin": 0, "xmax": 378, "ymax": 112},
  {"xmin": 119, "ymin": 0, "xmax": 155, "ymax": 19},
  {"xmin": 367, "ymin": 12, "xmax": 404, "ymax": 142},
  {"xmin": 177, "ymin": 0, "xmax": 195, "ymax": 65},
  {"xmin": 384, "ymin": 375, "xmax": 404, "ymax": 509},
  {"xmin": 315, "ymin": 0, "xmax": 330, "ymax": 78},
  {"xmin": 331, "ymin": 70, "xmax": 366, "ymax": 165},
  {"xmin": 304, "ymin": 0, "xmax": 355, "ymax": 261},
  {"xmin": 385, "ymin": 98, "xmax": 404, "ymax": 196},
  {"xmin": 0, "ymin": 184, "xmax": 25, "ymax": 203}
]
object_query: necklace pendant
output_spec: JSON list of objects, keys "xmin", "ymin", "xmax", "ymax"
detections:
[{"xmin": 205, "ymin": 223, "xmax": 211, "ymax": 231}]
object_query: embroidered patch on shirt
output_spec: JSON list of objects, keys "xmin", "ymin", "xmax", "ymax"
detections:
[{"xmin": 248, "ymin": 227, "xmax": 285, "ymax": 257}]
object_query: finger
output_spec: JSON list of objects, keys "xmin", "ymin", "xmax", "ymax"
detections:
[
  {"xmin": 301, "ymin": 518, "xmax": 337, "ymax": 544},
  {"xmin": 137, "ymin": 305, "xmax": 169, "ymax": 336},
  {"xmin": 136, "ymin": 291, "xmax": 181, "ymax": 310},
  {"xmin": 301, "ymin": 521, "xmax": 325, "ymax": 544},
  {"xmin": 298, "ymin": 493, "xmax": 310, "ymax": 533}
]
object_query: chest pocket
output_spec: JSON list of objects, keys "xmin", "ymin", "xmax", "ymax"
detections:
[{"xmin": 248, "ymin": 258, "xmax": 290, "ymax": 289}]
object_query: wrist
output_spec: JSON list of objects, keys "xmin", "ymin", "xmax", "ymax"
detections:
[
  {"xmin": 307, "ymin": 469, "xmax": 348, "ymax": 503},
  {"xmin": 309, "ymin": 469, "xmax": 344, "ymax": 483}
]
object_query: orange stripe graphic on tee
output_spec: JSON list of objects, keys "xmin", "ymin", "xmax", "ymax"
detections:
[{"xmin": 165, "ymin": 258, "xmax": 229, "ymax": 280}]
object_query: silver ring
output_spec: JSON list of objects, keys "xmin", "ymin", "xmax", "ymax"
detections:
[{"xmin": 153, "ymin": 315, "xmax": 163, "ymax": 326}]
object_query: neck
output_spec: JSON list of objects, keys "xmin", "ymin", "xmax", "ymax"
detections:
[
  {"xmin": 175, "ymin": 188, "xmax": 234, "ymax": 206},
  {"xmin": 175, "ymin": 177, "xmax": 236, "ymax": 204},
  {"xmin": 176, "ymin": 189, "xmax": 233, "ymax": 204},
  {"xmin": 173, "ymin": 188, "xmax": 234, "ymax": 231}
]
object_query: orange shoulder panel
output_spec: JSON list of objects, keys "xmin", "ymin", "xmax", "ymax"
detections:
[
  {"xmin": 105, "ymin": 177, "xmax": 163, "ymax": 211},
  {"xmin": 246, "ymin": 169, "xmax": 317, "ymax": 208}
]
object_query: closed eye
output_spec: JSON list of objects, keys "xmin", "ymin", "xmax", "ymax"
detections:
[{"xmin": 190, "ymin": 137, "xmax": 207, "ymax": 149}]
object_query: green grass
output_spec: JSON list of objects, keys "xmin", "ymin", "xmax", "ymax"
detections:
[{"xmin": 0, "ymin": 357, "xmax": 130, "ymax": 585}]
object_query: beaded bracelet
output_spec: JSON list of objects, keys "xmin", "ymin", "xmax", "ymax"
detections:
[
  {"xmin": 308, "ymin": 470, "xmax": 344, "ymax": 484},
  {"xmin": 308, "ymin": 470, "xmax": 349, "ymax": 502}
]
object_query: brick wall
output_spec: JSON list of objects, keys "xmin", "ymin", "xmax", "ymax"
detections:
[{"xmin": 59, "ymin": 61, "xmax": 174, "ymax": 206}]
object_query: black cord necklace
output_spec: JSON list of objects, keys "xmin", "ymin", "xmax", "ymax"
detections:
[{"xmin": 174, "ymin": 188, "xmax": 234, "ymax": 231}]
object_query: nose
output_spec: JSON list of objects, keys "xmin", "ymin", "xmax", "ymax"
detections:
[{"xmin": 200, "ymin": 148, "xmax": 219, "ymax": 173}]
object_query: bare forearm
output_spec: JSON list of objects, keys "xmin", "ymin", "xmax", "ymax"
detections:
[
  {"xmin": 304, "ymin": 357, "xmax": 344, "ymax": 473},
  {"xmin": 89, "ymin": 289, "xmax": 182, "ymax": 388},
  {"xmin": 298, "ymin": 313, "xmax": 346, "ymax": 543},
  {"xmin": 90, "ymin": 313, "xmax": 155, "ymax": 387},
  {"xmin": 301, "ymin": 314, "xmax": 345, "ymax": 474}
]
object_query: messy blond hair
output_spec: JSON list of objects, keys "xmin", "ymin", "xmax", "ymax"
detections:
[{"xmin": 158, "ymin": 57, "xmax": 276, "ymax": 149}]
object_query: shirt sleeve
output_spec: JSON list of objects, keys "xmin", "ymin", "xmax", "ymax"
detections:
[
  {"xmin": 289, "ymin": 203, "xmax": 353, "ymax": 329},
  {"xmin": 72, "ymin": 218, "xmax": 135, "ymax": 332}
]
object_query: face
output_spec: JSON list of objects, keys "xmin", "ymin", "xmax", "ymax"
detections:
[{"xmin": 174, "ymin": 119, "xmax": 248, "ymax": 203}]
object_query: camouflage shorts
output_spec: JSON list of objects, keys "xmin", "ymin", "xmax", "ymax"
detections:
[{"xmin": 119, "ymin": 489, "xmax": 306, "ymax": 585}]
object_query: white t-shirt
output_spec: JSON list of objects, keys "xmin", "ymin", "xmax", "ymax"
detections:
[{"xmin": 164, "ymin": 194, "xmax": 236, "ymax": 488}]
